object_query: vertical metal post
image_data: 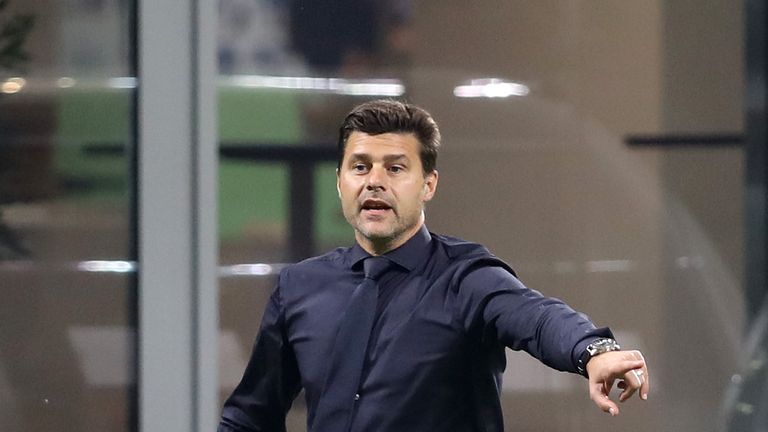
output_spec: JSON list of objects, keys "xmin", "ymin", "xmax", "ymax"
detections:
[
  {"xmin": 725, "ymin": 2, "xmax": 768, "ymax": 430},
  {"xmin": 193, "ymin": 0, "xmax": 220, "ymax": 430},
  {"xmin": 138, "ymin": 0, "xmax": 218, "ymax": 431},
  {"xmin": 745, "ymin": 0, "xmax": 768, "ymax": 322},
  {"xmin": 289, "ymin": 161, "xmax": 316, "ymax": 261}
]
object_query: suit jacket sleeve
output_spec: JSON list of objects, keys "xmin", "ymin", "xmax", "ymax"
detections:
[
  {"xmin": 457, "ymin": 265, "xmax": 613, "ymax": 374},
  {"xmin": 218, "ymin": 279, "xmax": 302, "ymax": 432}
]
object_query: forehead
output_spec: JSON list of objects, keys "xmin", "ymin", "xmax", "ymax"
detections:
[{"xmin": 343, "ymin": 132, "xmax": 421, "ymax": 160}]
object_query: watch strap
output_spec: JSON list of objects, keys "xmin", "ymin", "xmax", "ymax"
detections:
[{"xmin": 577, "ymin": 338, "xmax": 621, "ymax": 377}]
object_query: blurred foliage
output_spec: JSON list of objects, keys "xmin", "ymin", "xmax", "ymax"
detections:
[{"xmin": 0, "ymin": 0, "xmax": 35, "ymax": 72}]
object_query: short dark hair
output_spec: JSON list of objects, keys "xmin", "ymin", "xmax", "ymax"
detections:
[{"xmin": 337, "ymin": 99, "xmax": 441, "ymax": 175}]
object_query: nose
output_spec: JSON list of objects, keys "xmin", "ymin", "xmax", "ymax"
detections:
[{"xmin": 366, "ymin": 165, "xmax": 387, "ymax": 191}]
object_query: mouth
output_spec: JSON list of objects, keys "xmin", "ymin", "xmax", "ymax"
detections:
[{"xmin": 360, "ymin": 198, "xmax": 393, "ymax": 217}]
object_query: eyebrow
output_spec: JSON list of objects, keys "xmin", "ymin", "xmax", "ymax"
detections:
[{"xmin": 348, "ymin": 153, "xmax": 409, "ymax": 163}]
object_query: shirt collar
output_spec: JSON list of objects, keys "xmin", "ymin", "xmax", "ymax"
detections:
[{"xmin": 350, "ymin": 224, "xmax": 432, "ymax": 272}]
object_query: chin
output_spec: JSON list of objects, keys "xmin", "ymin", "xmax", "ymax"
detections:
[
  {"xmin": 357, "ymin": 224, "xmax": 398, "ymax": 242},
  {"xmin": 361, "ymin": 229, "xmax": 396, "ymax": 242}
]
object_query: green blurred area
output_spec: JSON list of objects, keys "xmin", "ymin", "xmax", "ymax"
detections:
[
  {"xmin": 56, "ymin": 88, "xmax": 131, "ymax": 205},
  {"xmin": 55, "ymin": 87, "xmax": 352, "ymax": 246}
]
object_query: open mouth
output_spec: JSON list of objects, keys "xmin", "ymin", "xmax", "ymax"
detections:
[{"xmin": 360, "ymin": 199, "xmax": 393, "ymax": 215}]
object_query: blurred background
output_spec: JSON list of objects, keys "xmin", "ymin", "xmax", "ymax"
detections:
[{"xmin": 1, "ymin": 0, "xmax": 766, "ymax": 431}]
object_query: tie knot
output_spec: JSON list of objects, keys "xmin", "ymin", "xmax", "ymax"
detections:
[{"xmin": 363, "ymin": 256, "xmax": 390, "ymax": 281}]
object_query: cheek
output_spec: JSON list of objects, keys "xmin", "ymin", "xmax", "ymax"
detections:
[
  {"xmin": 338, "ymin": 177, "xmax": 357, "ymax": 196},
  {"xmin": 339, "ymin": 180, "xmax": 362, "ymax": 206},
  {"xmin": 340, "ymin": 189, "xmax": 355, "ymax": 206},
  {"xmin": 396, "ymin": 184, "xmax": 425, "ymax": 206}
]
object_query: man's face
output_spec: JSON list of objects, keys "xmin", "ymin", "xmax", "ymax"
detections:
[{"xmin": 337, "ymin": 132, "xmax": 438, "ymax": 254}]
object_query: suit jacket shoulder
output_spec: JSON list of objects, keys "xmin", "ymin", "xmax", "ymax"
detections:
[{"xmin": 430, "ymin": 232, "xmax": 518, "ymax": 281}]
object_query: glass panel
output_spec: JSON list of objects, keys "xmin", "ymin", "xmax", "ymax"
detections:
[
  {"xmin": 0, "ymin": 0, "xmax": 136, "ymax": 430},
  {"xmin": 217, "ymin": 1, "xmax": 744, "ymax": 431}
]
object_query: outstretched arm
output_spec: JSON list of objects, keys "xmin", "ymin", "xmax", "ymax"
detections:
[{"xmin": 586, "ymin": 350, "xmax": 650, "ymax": 416}]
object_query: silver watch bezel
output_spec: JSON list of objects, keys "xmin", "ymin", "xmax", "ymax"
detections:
[{"xmin": 586, "ymin": 338, "xmax": 621, "ymax": 356}]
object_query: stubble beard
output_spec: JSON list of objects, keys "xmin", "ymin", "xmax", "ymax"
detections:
[
  {"xmin": 354, "ymin": 213, "xmax": 403, "ymax": 245},
  {"xmin": 351, "ymin": 208, "xmax": 423, "ymax": 252}
]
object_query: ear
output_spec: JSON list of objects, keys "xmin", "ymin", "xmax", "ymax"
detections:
[
  {"xmin": 422, "ymin": 170, "xmax": 438, "ymax": 202},
  {"xmin": 336, "ymin": 168, "xmax": 342, "ymax": 198}
]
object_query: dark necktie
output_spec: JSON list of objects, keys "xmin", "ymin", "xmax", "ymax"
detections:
[{"xmin": 312, "ymin": 256, "xmax": 391, "ymax": 432}]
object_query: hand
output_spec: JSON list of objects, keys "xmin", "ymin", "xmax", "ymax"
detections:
[{"xmin": 585, "ymin": 350, "xmax": 649, "ymax": 416}]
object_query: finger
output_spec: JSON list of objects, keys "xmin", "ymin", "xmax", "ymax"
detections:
[
  {"xmin": 619, "ymin": 375, "xmax": 639, "ymax": 402},
  {"xmin": 629, "ymin": 351, "xmax": 651, "ymax": 401},
  {"xmin": 590, "ymin": 382, "xmax": 620, "ymax": 416},
  {"xmin": 605, "ymin": 358, "xmax": 646, "ymax": 377},
  {"xmin": 603, "ymin": 377, "xmax": 615, "ymax": 397},
  {"xmin": 640, "ymin": 362, "xmax": 650, "ymax": 401},
  {"xmin": 620, "ymin": 365, "xmax": 650, "ymax": 402}
]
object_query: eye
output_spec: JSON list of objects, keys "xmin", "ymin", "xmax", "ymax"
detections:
[
  {"xmin": 353, "ymin": 163, "xmax": 368, "ymax": 173},
  {"xmin": 389, "ymin": 165, "xmax": 404, "ymax": 173}
]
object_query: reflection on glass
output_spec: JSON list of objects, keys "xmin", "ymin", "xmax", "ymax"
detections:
[
  {"xmin": 218, "ymin": 0, "xmax": 413, "ymax": 76},
  {"xmin": 221, "ymin": 75, "xmax": 405, "ymax": 96},
  {"xmin": 725, "ymin": 297, "xmax": 768, "ymax": 431},
  {"xmin": 0, "ymin": 0, "xmax": 135, "ymax": 430},
  {"xmin": 217, "ymin": 2, "xmax": 746, "ymax": 432},
  {"xmin": 453, "ymin": 78, "xmax": 530, "ymax": 98}
]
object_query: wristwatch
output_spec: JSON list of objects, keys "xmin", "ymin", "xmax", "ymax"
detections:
[{"xmin": 577, "ymin": 338, "xmax": 621, "ymax": 377}]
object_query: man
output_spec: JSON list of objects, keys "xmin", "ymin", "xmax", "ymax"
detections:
[{"xmin": 219, "ymin": 100, "xmax": 650, "ymax": 432}]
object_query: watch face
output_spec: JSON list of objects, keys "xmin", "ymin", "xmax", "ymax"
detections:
[{"xmin": 588, "ymin": 338, "xmax": 620, "ymax": 355}]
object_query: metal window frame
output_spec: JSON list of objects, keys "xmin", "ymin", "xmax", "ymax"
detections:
[
  {"xmin": 746, "ymin": 0, "xmax": 768, "ymax": 323},
  {"xmin": 137, "ymin": 0, "xmax": 218, "ymax": 431}
]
